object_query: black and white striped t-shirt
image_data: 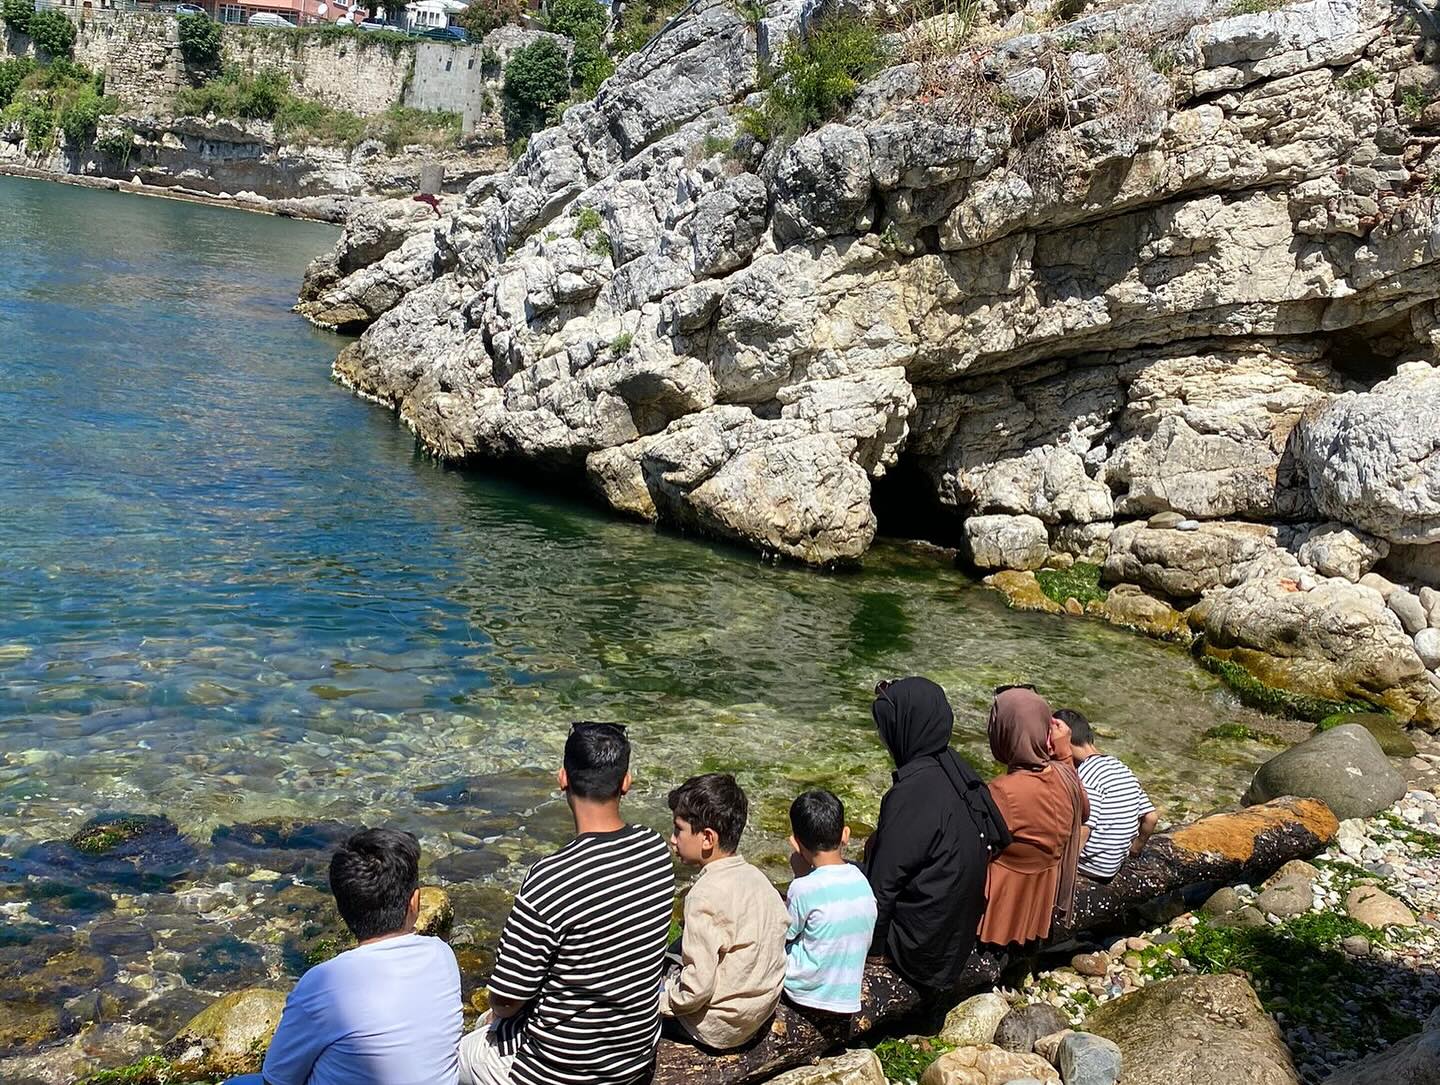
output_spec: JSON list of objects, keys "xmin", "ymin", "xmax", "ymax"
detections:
[
  {"xmin": 489, "ymin": 824, "xmax": 675, "ymax": 1085},
  {"xmin": 1076, "ymin": 754, "xmax": 1155, "ymax": 879}
]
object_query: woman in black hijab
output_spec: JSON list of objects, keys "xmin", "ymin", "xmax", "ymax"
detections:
[{"xmin": 862, "ymin": 676, "xmax": 1009, "ymax": 993}]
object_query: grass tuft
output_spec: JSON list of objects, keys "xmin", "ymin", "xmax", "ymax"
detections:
[{"xmin": 1035, "ymin": 562, "xmax": 1106, "ymax": 607}]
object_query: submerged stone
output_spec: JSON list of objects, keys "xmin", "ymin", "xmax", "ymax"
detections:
[{"xmin": 210, "ymin": 818, "xmax": 355, "ymax": 877}]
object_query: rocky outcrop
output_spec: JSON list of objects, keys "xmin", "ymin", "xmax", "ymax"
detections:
[
  {"xmin": 312, "ymin": 0, "xmax": 1440, "ymax": 719},
  {"xmin": 1296, "ymin": 363, "xmax": 1440, "ymax": 545}
]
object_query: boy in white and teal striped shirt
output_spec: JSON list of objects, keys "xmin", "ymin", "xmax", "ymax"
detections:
[{"xmin": 783, "ymin": 790, "xmax": 878, "ymax": 1015}]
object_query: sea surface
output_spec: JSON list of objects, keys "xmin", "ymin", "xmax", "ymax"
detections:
[{"xmin": 0, "ymin": 175, "xmax": 1276, "ymax": 1078}]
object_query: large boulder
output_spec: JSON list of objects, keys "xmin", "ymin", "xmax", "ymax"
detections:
[
  {"xmin": 963, "ymin": 514, "xmax": 1050, "ymax": 571},
  {"xmin": 1104, "ymin": 520, "xmax": 1279, "ymax": 600},
  {"xmin": 1321, "ymin": 1006, "xmax": 1440, "ymax": 1084},
  {"xmin": 1189, "ymin": 572, "xmax": 1437, "ymax": 725},
  {"xmin": 1085, "ymin": 974, "xmax": 1300, "ymax": 1085},
  {"xmin": 1242, "ymin": 724, "xmax": 1406, "ymax": 820},
  {"xmin": 938, "ymin": 992, "xmax": 1011, "ymax": 1047},
  {"xmin": 1295, "ymin": 363, "xmax": 1440, "ymax": 545},
  {"xmin": 162, "ymin": 987, "xmax": 288, "ymax": 1078}
]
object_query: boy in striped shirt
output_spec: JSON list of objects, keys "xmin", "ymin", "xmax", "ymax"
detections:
[
  {"xmin": 1054, "ymin": 708, "xmax": 1159, "ymax": 882},
  {"xmin": 782, "ymin": 790, "xmax": 877, "ymax": 1016}
]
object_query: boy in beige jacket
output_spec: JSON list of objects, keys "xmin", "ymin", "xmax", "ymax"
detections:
[{"xmin": 660, "ymin": 773, "xmax": 790, "ymax": 1049}]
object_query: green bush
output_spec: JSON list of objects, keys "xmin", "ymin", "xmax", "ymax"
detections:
[
  {"xmin": 547, "ymin": 0, "xmax": 613, "ymax": 98},
  {"xmin": 176, "ymin": 66, "xmax": 289, "ymax": 120},
  {"xmin": 177, "ymin": 13, "xmax": 223, "ymax": 67},
  {"xmin": 26, "ymin": 8, "xmax": 75, "ymax": 58},
  {"xmin": 0, "ymin": 57, "xmax": 113, "ymax": 154},
  {"xmin": 458, "ymin": 0, "xmax": 525, "ymax": 36},
  {"xmin": 1, "ymin": 0, "xmax": 32, "ymax": 34},
  {"xmin": 502, "ymin": 36, "xmax": 570, "ymax": 142},
  {"xmin": 95, "ymin": 123, "xmax": 135, "ymax": 163},
  {"xmin": 0, "ymin": 55, "xmax": 35, "ymax": 109},
  {"xmin": 744, "ymin": 16, "xmax": 888, "ymax": 144},
  {"xmin": 58, "ymin": 81, "xmax": 106, "ymax": 140},
  {"xmin": 545, "ymin": 0, "xmax": 607, "ymax": 40},
  {"xmin": 611, "ymin": 0, "xmax": 682, "ymax": 56}
]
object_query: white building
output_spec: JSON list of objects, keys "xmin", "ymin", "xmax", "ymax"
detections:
[{"xmin": 404, "ymin": 0, "xmax": 466, "ymax": 28}]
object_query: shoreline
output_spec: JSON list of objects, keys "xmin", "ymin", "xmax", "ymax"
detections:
[{"xmin": 0, "ymin": 163, "xmax": 351, "ymax": 223}]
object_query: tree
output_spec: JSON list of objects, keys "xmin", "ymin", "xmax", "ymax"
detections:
[
  {"xmin": 177, "ymin": 13, "xmax": 223, "ymax": 68},
  {"xmin": 0, "ymin": 56, "xmax": 35, "ymax": 109},
  {"xmin": 1, "ymin": 0, "xmax": 34, "ymax": 35},
  {"xmin": 26, "ymin": 9, "xmax": 77, "ymax": 59},
  {"xmin": 501, "ymin": 36, "xmax": 569, "ymax": 142},
  {"xmin": 545, "ymin": 0, "xmax": 610, "ymax": 97},
  {"xmin": 456, "ymin": 0, "xmax": 524, "ymax": 37},
  {"xmin": 544, "ymin": 0, "xmax": 605, "ymax": 40}
]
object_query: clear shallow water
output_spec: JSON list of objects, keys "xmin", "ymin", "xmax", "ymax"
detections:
[{"xmin": 0, "ymin": 176, "xmax": 1271, "ymax": 1077}]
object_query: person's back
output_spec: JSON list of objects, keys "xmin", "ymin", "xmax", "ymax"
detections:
[
  {"xmin": 460, "ymin": 721, "xmax": 675, "ymax": 1085},
  {"xmin": 265, "ymin": 934, "xmax": 462, "ymax": 1085},
  {"xmin": 783, "ymin": 790, "xmax": 877, "ymax": 1016},
  {"xmin": 865, "ymin": 756, "xmax": 989, "ymax": 986},
  {"xmin": 1056, "ymin": 708, "xmax": 1158, "ymax": 881},
  {"xmin": 490, "ymin": 825, "xmax": 674, "ymax": 1082},
  {"xmin": 259, "ymin": 828, "xmax": 463, "ymax": 1085}
]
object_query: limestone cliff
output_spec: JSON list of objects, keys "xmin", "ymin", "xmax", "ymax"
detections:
[{"xmin": 309, "ymin": 0, "xmax": 1440, "ymax": 726}]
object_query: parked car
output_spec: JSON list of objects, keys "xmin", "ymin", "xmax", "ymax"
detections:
[
  {"xmin": 357, "ymin": 18, "xmax": 391, "ymax": 29},
  {"xmin": 247, "ymin": 10, "xmax": 296, "ymax": 24},
  {"xmin": 417, "ymin": 24, "xmax": 466, "ymax": 41},
  {"xmin": 175, "ymin": 3, "xmax": 207, "ymax": 14}
]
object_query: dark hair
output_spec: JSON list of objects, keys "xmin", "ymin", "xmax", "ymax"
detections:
[
  {"xmin": 1054, "ymin": 707, "xmax": 1094, "ymax": 747},
  {"xmin": 564, "ymin": 721, "xmax": 630, "ymax": 800},
  {"xmin": 668, "ymin": 773, "xmax": 747, "ymax": 853},
  {"xmin": 790, "ymin": 789, "xmax": 845, "ymax": 853},
  {"xmin": 329, "ymin": 828, "xmax": 420, "ymax": 941}
]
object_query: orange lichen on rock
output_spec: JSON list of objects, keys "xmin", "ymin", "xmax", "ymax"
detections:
[{"xmin": 1167, "ymin": 798, "xmax": 1339, "ymax": 862}]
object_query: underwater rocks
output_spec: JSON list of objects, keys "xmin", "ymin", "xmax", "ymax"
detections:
[
  {"xmin": 209, "ymin": 818, "xmax": 356, "ymax": 878},
  {"xmin": 8, "ymin": 814, "xmax": 198, "ymax": 896}
]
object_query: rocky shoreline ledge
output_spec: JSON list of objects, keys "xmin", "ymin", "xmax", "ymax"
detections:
[{"xmin": 301, "ymin": 0, "xmax": 1440, "ymax": 731}]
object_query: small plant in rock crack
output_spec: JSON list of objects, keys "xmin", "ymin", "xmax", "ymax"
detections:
[
  {"xmin": 1401, "ymin": 84, "xmax": 1431, "ymax": 118},
  {"xmin": 1340, "ymin": 67, "xmax": 1380, "ymax": 94},
  {"xmin": 572, "ymin": 206, "xmax": 612, "ymax": 257},
  {"xmin": 610, "ymin": 332, "xmax": 634, "ymax": 353}
]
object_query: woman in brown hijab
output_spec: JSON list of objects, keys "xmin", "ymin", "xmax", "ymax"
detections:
[{"xmin": 978, "ymin": 687, "xmax": 1089, "ymax": 948}]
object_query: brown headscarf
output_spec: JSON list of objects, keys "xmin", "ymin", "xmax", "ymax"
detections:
[{"xmin": 987, "ymin": 688, "xmax": 1087, "ymax": 926}]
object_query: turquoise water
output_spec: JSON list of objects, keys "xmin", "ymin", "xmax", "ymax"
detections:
[{"xmin": 0, "ymin": 176, "xmax": 1271, "ymax": 1078}]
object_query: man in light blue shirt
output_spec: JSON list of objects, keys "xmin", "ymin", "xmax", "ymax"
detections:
[
  {"xmin": 783, "ymin": 790, "xmax": 877, "ymax": 1015},
  {"xmin": 229, "ymin": 827, "xmax": 462, "ymax": 1085}
]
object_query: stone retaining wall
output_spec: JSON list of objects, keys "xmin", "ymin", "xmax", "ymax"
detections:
[{"xmin": 221, "ymin": 25, "xmax": 413, "ymax": 117}]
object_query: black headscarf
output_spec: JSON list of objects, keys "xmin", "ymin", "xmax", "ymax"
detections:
[{"xmin": 873, "ymin": 677, "xmax": 1012, "ymax": 852}]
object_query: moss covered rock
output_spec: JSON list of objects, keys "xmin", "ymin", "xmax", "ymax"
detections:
[
  {"xmin": 1315, "ymin": 712, "xmax": 1415, "ymax": 759},
  {"xmin": 162, "ymin": 987, "xmax": 287, "ymax": 1077}
]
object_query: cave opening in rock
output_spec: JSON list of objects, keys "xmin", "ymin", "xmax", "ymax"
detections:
[
  {"xmin": 1322, "ymin": 314, "xmax": 1413, "ymax": 386},
  {"xmin": 869, "ymin": 457, "xmax": 966, "ymax": 549}
]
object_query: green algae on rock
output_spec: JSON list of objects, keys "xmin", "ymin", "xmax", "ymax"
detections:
[{"xmin": 1315, "ymin": 712, "xmax": 1416, "ymax": 759}]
